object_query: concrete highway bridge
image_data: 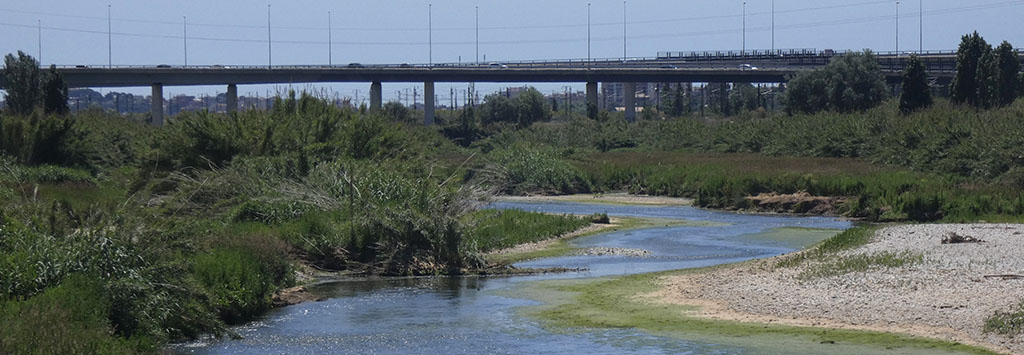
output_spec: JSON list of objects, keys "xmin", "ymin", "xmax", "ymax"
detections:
[{"xmin": 3, "ymin": 49, "xmax": 1018, "ymax": 125}]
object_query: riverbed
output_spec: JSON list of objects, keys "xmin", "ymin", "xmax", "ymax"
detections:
[{"xmin": 174, "ymin": 201, "xmax": 854, "ymax": 354}]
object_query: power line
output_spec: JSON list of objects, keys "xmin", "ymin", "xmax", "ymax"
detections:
[
  {"xmin": 0, "ymin": 0, "xmax": 1020, "ymax": 48},
  {"xmin": 0, "ymin": 0, "xmax": 913, "ymax": 33}
]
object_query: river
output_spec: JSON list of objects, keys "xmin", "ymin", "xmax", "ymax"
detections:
[{"xmin": 174, "ymin": 201, "xmax": 855, "ymax": 354}]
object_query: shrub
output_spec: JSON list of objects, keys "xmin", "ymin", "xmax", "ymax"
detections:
[
  {"xmin": 0, "ymin": 275, "xmax": 147, "ymax": 354},
  {"xmin": 488, "ymin": 145, "xmax": 592, "ymax": 195},
  {"xmin": 784, "ymin": 50, "xmax": 887, "ymax": 114}
]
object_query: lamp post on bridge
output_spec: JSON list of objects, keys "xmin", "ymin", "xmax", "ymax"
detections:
[
  {"xmin": 895, "ymin": 0, "xmax": 900, "ymax": 54},
  {"xmin": 183, "ymin": 16, "xmax": 188, "ymax": 66},
  {"xmin": 742, "ymin": 1, "xmax": 746, "ymax": 56}
]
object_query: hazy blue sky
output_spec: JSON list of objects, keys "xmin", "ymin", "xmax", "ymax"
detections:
[{"xmin": 2, "ymin": 0, "xmax": 1022, "ymax": 102}]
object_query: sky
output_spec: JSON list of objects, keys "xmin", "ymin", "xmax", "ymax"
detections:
[{"xmin": 1, "ymin": 0, "xmax": 1022, "ymax": 103}]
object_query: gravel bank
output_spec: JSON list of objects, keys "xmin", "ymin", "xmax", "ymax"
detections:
[{"xmin": 652, "ymin": 224, "xmax": 1024, "ymax": 354}]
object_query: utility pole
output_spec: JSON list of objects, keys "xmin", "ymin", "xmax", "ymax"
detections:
[
  {"xmin": 107, "ymin": 5, "xmax": 112, "ymax": 68},
  {"xmin": 268, "ymin": 4, "xmax": 272, "ymax": 69},
  {"xmin": 183, "ymin": 16, "xmax": 188, "ymax": 66},
  {"xmin": 328, "ymin": 11, "xmax": 332, "ymax": 65}
]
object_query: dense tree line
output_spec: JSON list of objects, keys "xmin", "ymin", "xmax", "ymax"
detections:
[{"xmin": 950, "ymin": 32, "xmax": 1020, "ymax": 109}]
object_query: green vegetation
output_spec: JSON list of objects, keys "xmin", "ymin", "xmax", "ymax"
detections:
[
  {"xmin": 0, "ymin": 29, "xmax": 1021, "ymax": 351},
  {"xmin": 783, "ymin": 50, "xmax": 887, "ymax": 115},
  {"xmin": 463, "ymin": 209, "xmax": 590, "ymax": 253},
  {"xmin": 523, "ymin": 271, "xmax": 993, "ymax": 354},
  {"xmin": 775, "ymin": 226, "xmax": 878, "ymax": 268},
  {"xmin": 796, "ymin": 251, "xmax": 923, "ymax": 280},
  {"xmin": 985, "ymin": 301, "xmax": 1024, "ymax": 336},
  {"xmin": 900, "ymin": 55, "xmax": 933, "ymax": 114}
]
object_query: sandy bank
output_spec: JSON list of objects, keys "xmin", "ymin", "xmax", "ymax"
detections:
[{"xmin": 651, "ymin": 224, "xmax": 1024, "ymax": 354}]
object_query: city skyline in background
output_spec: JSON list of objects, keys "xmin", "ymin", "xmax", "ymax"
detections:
[{"xmin": 1, "ymin": 0, "xmax": 1022, "ymax": 103}]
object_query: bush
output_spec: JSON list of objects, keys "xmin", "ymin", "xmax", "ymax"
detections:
[
  {"xmin": 488, "ymin": 145, "xmax": 592, "ymax": 195},
  {"xmin": 192, "ymin": 236, "xmax": 292, "ymax": 324},
  {"xmin": 0, "ymin": 275, "xmax": 147, "ymax": 354},
  {"xmin": 463, "ymin": 209, "xmax": 589, "ymax": 253}
]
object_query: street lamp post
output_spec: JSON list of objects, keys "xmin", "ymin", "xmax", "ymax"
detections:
[
  {"xmin": 895, "ymin": 0, "xmax": 900, "ymax": 53},
  {"xmin": 183, "ymin": 16, "xmax": 188, "ymax": 66},
  {"xmin": 475, "ymin": 6, "xmax": 479, "ymax": 63},
  {"xmin": 919, "ymin": 0, "xmax": 923, "ymax": 53},
  {"xmin": 588, "ymin": 3, "xmax": 591, "ymax": 64},
  {"xmin": 429, "ymin": 4, "xmax": 433, "ymax": 67},
  {"xmin": 107, "ymin": 5, "xmax": 112, "ymax": 68},
  {"xmin": 742, "ymin": 1, "xmax": 746, "ymax": 55},
  {"xmin": 267, "ymin": 4, "xmax": 272, "ymax": 68},
  {"xmin": 622, "ymin": 1, "xmax": 626, "ymax": 61},
  {"xmin": 38, "ymin": 20, "xmax": 41, "ymax": 63},
  {"xmin": 328, "ymin": 11, "xmax": 332, "ymax": 65},
  {"xmin": 771, "ymin": 0, "xmax": 775, "ymax": 53}
]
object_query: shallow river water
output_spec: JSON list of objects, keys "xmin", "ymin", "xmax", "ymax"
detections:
[{"xmin": 175, "ymin": 202, "xmax": 864, "ymax": 354}]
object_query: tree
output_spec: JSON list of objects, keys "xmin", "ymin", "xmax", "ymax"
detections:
[
  {"xmin": 995, "ymin": 41, "xmax": 1021, "ymax": 106},
  {"xmin": 899, "ymin": 55, "xmax": 932, "ymax": 114},
  {"xmin": 2, "ymin": 51, "xmax": 43, "ymax": 115},
  {"xmin": 42, "ymin": 65, "xmax": 70, "ymax": 115},
  {"xmin": 729, "ymin": 83, "xmax": 759, "ymax": 113},
  {"xmin": 783, "ymin": 50, "xmax": 886, "ymax": 114},
  {"xmin": 514, "ymin": 87, "xmax": 550, "ymax": 126},
  {"xmin": 950, "ymin": 32, "xmax": 990, "ymax": 106},
  {"xmin": 480, "ymin": 93, "xmax": 515, "ymax": 125},
  {"xmin": 976, "ymin": 50, "xmax": 998, "ymax": 109}
]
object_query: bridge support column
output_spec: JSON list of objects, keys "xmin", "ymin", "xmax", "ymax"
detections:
[
  {"xmin": 226, "ymin": 84, "xmax": 238, "ymax": 114},
  {"xmin": 623, "ymin": 82, "xmax": 636, "ymax": 122},
  {"xmin": 424, "ymin": 81, "xmax": 435, "ymax": 126},
  {"xmin": 586, "ymin": 82, "xmax": 598, "ymax": 119},
  {"xmin": 151, "ymin": 83, "xmax": 164, "ymax": 126},
  {"xmin": 370, "ymin": 81, "xmax": 382, "ymax": 111}
]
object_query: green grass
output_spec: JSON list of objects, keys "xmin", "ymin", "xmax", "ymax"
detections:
[
  {"xmin": 0, "ymin": 275, "xmax": 150, "ymax": 354},
  {"xmin": 463, "ymin": 209, "xmax": 590, "ymax": 253},
  {"xmin": 521, "ymin": 270, "xmax": 994, "ymax": 354},
  {"xmin": 797, "ymin": 251, "xmax": 924, "ymax": 280},
  {"xmin": 775, "ymin": 226, "xmax": 880, "ymax": 269},
  {"xmin": 984, "ymin": 301, "xmax": 1024, "ymax": 336}
]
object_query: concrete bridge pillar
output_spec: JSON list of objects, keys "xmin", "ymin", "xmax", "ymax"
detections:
[
  {"xmin": 226, "ymin": 84, "xmax": 238, "ymax": 114},
  {"xmin": 586, "ymin": 82, "xmax": 598, "ymax": 118},
  {"xmin": 623, "ymin": 82, "xmax": 636, "ymax": 122},
  {"xmin": 424, "ymin": 81, "xmax": 435, "ymax": 126},
  {"xmin": 370, "ymin": 81, "xmax": 382, "ymax": 111},
  {"xmin": 151, "ymin": 83, "xmax": 164, "ymax": 126}
]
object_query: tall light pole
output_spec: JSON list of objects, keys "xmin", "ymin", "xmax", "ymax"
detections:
[
  {"xmin": 622, "ymin": 1, "xmax": 626, "ymax": 61},
  {"xmin": 919, "ymin": 0, "xmax": 923, "ymax": 53},
  {"xmin": 475, "ymin": 6, "xmax": 479, "ymax": 63},
  {"xmin": 742, "ymin": 1, "xmax": 747, "ymax": 55},
  {"xmin": 107, "ymin": 5, "xmax": 112, "ymax": 68},
  {"xmin": 429, "ymin": 4, "xmax": 433, "ymax": 66},
  {"xmin": 328, "ymin": 11, "xmax": 332, "ymax": 65},
  {"xmin": 267, "ymin": 4, "xmax": 272, "ymax": 69},
  {"xmin": 588, "ymin": 3, "xmax": 591, "ymax": 63},
  {"xmin": 771, "ymin": 0, "xmax": 775, "ymax": 52},
  {"xmin": 183, "ymin": 16, "xmax": 188, "ymax": 66},
  {"xmin": 895, "ymin": 0, "xmax": 900, "ymax": 53},
  {"xmin": 38, "ymin": 20, "xmax": 41, "ymax": 63}
]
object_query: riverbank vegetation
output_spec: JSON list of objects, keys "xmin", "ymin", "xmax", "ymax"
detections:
[{"xmin": 1, "ymin": 31, "xmax": 1023, "ymax": 351}]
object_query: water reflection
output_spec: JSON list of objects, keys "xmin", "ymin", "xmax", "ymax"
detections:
[{"xmin": 175, "ymin": 202, "xmax": 851, "ymax": 354}]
